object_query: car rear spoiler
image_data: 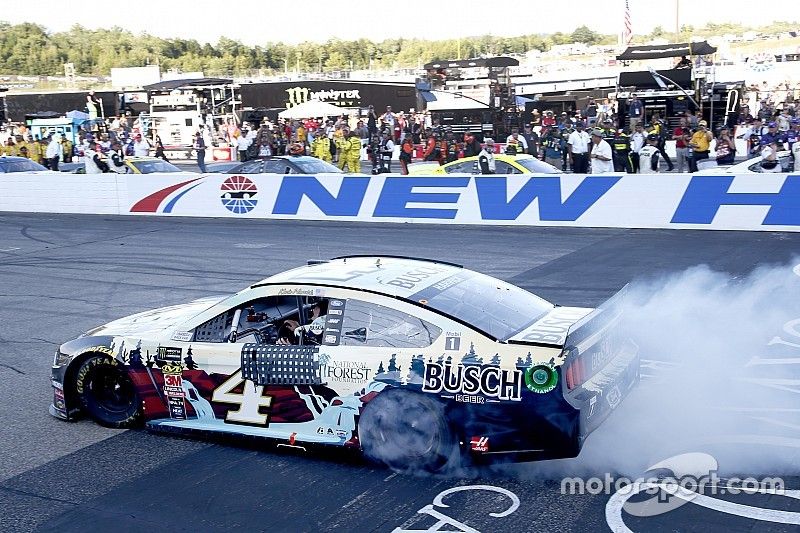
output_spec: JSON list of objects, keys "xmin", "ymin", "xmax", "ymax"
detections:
[{"xmin": 561, "ymin": 285, "xmax": 631, "ymax": 390}]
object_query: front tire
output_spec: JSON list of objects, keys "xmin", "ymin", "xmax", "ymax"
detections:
[
  {"xmin": 74, "ymin": 355, "xmax": 142, "ymax": 428},
  {"xmin": 358, "ymin": 389, "xmax": 459, "ymax": 474}
]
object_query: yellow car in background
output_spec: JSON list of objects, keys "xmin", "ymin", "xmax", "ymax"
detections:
[
  {"xmin": 62, "ymin": 156, "xmax": 193, "ymax": 174},
  {"xmin": 408, "ymin": 154, "xmax": 560, "ymax": 175}
]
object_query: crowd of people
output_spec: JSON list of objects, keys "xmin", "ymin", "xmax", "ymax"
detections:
[{"xmin": 2, "ymin": 78, "xmax": 798, "ymax": 175}]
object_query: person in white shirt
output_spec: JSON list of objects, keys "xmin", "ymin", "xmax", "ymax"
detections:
[
  {"xmin": 793, "ymin": 140, "xmax": 800, "ymax": 172},
  {"xmin": 478, "ymin": 139, "xmax": 497, "ymax": 174},
  {"xmin": 505, "ymin": 129, "xmax": 528, "ymax": 155},
  {"xmin": 629, "ymin": 123, "xmax": 646, "ymax": 172},
  {"xmin": 84, "ymin": 144, "xmax": 104, "ymax": 174},
  {"xmin": 45, "ymin": 135, "xmax": 63, "ymax": 171},
  {"xmin": 567, "ymin": 122, "xmax": 590, "ymax": 173},
  {"xmin": 589, "ymin": 129, "xmax": 614, "ymax": 173},
  {"xmin": 759, "ymin": 143, "xmax": 783, "ymax": 173},
  {"xmin": 637, "ymin": 134, "xmax": 661, "ymax": 173},
  {"xmin": 132, "ymin": 133, "xmax": 150, "ymax": 157},
  {"xmin": 107, "ymin": 141, "xmax": 128, "ymax": 173}
]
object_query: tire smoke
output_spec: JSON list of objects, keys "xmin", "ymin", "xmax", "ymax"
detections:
[{"xmin": 506, "ymin": 259, "xmax": 800, "ymax": 479}]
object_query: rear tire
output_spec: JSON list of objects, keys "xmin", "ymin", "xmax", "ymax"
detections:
[
  {"xmin": 358, "ymin": 389, "xmax": 459, "ymax": 474},
  {"xmin": 74, "ymin": 355, "xmax": 142, "ymax": 428}
]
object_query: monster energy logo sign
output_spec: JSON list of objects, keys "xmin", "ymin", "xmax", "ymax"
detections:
[{"xmin": 285, "ymin": 87, "xmax": 362, "ymax": 108}]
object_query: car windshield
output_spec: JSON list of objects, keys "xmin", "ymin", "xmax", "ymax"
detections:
[
  {"xmin": 131, "ymin": 160, "xmax": 183, "ymax": 173},
  {"xmin": 410, "ymin": 271, "xmax": 553, "ymax": 340},
  {"xmin": 516, "ymin": 158, "xmax": 561, "ymax": 174},
  {"xmin": 0, "ymin": 159, "xmax": 48, "ymax": 173},
  {"xmin": 292, "ymin": 159, "xmax": 343, "ymax": 174}
]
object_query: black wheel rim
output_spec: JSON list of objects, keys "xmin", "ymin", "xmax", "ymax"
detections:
[{"xmin": 89, "ymin": 366, "xmax": 136, "ymax": 415}]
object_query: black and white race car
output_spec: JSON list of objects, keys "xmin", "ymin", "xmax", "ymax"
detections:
[{"xmin": 50, "ymin": 256, "xmax": 638, "ymax": 472}]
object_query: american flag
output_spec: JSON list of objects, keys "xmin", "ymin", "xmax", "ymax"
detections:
[{"xmin": 623, "ymin": 0, "xmax": 633, "ymax": 46}]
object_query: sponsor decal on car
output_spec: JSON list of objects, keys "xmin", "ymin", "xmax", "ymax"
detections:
[
  {"xmin": 53, "ymin": 387, "xmax": 66, "ymax": 412},
  {"xmin": 422, "ymin": 362, "xmax": 523, "ymax": 402},
  {"xmin": 161, "ymin": 363, "xmax": 186, "ymax": 419},
  {"xmin": 470, "ymin": 436, "xmax": 490, "ymax": 453},
  {"xmin": 381, "ymin": 265, "xmax": 450, "ymax": 289},
  {"xmin": 156, "ymin": 346, "xmax": 182, "ymax": 362},
  {"xmin": 278, "ymin": 287, "xmax": 315, "ymax": 296},
  {"xmin": 321, "ymin": 358, "xmax": 372, "ymax": 383},
  {"xmin": 322, "ymin": 299, "xmax": 346, "ymax": 346},
  {"xmin": 171, "ymin": 330, "xmax": 193, "ymax": 342}
]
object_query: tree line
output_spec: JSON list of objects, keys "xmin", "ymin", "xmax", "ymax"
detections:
[{"xmin": 0, "ymin": 21, "xmax": 795, "ymax": 77}]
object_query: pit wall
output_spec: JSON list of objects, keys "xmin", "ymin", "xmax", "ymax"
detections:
[{"xmin": 1, "ymin": 172, "xmax": 798, "ymax": 231}]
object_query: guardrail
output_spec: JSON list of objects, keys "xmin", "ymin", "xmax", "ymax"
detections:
[{"xmin": 1, "ymin": 172, "xmax": 798, "ymax": 231}]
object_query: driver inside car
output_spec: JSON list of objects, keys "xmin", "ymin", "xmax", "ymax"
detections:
[{"xmin": 277, "ymin": 300, "xmax": 328, "ymax": 345}]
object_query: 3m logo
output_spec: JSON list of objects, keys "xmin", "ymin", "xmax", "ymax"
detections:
[{"xmin": 470, "ymin": 436, "xmax": 490, "ymax": 453}]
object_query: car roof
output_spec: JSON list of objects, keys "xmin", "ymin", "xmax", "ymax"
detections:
[
  {"xmin": 449, "ymin": 154, "xmax": 532, "ymax": 163},
  {"xmin": 252, "ymin": 256, "xmax": 466, "ymax": 298},
  {"xmin": 0, "ymin": 156, "xmax": 35, "ymax": 162}
]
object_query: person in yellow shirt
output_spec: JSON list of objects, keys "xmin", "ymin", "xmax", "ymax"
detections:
[
  {"xmin": 15, "ymin": 136, "xmax": 29, "ymax": 159},
  {"xmin": 61, "ymin": 137, "xmax": 74, "ymax": 163},
  {"xmin": 342, "ymin": 131, "xmax": 362, "ymax": 173},
  {"xmin": 1, "ymin": 138, "xmax": 17, "ymax": 156},
  {"xmin": 689, "ymin": 120, "xmax": 713, "ymax": 172},
  {"xmin": 334, "ymin": 126, "xmax": 348, "ymax": 168},
  {"xmin": 311, "ymin": 132, "xmax": 331, "ymax": 162},
  {"xmin": 295, "ymin": 122, "xmax": 306, "ymax": 144}
]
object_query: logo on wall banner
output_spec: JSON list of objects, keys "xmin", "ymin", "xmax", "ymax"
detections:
[
  {"xmin": 221, "ymin": 176, "xmax": 258, "ymax": 214},
  {"xmin": 422, "ymin": 363, "xmax": 523, "ymax": 401}
]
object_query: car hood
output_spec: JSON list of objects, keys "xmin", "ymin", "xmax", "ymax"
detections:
[{"xmin": 83, "ymin": 295, "xmax": 228, "ymax": 337}]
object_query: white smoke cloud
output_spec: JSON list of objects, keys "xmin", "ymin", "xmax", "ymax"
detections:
[{"xmin": 506, "ymin": 259, "xmax": 800, "ymax": 480}]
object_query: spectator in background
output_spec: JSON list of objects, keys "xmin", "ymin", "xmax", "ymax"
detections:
[
  {"xmin": 237, "ymin": 128, "xmax": 252, "ymax": 162},
  {"xmin": 399, "ymin": 137, "xmax": 413, "ymax": 174},
  {"xmin": 154, "ymin": 135, "xmax": 168, "ymax": 161},
  {"xmin": 107, "ymin": 141, "xmax": 128, "ymax": 173},
  {"xmin": 367, "ymin": 105, "xmax": 378, "ymax": 137},
  {"xmin": 463, "ymin": 131, "xmax": 481, "ymax": 157},
  {"xmin": 60, "ymin": 136, "xmax": 73, "ymax": 163},
  {"xmin": 627, "ymin": 95, "xmax": 644, "ymax": 130},
  {"xmin": 45, "ymin": 135, "xmax": 62, "ymax": 171},
  {"xmin": 649, "ymin": 117, "xmax": 674, "ymax": 171},
  {"xmin": 584, "ymin": 99, "xmax": 598, "ymax": 126},
  {"xmin": 132, "ymin": 133, "xmax": 150, "ymax": 156},
  {"xmin": 715, "ymin": 126, "xmax": 736, "ymax": 166},
  {"xmin": 505, "ymin": 128, "xmax": 527, "ymax": 155},
  {"xmin": 672, "ymin": 117, "xmax": 692, "ymax": 173},
  {"xmin": 381, "ymin": 106, "xmax": 396, "ymax": 134},
  {"xmin": 542, "ymin": 127, "xmax": 565, "ymax": 169},
  {"xmin": 688, "ymin": 120, "xmax": 713, "ymax": 172},
  {"xmin": 630, "ymin": 123, "xmax": 646, "ymax": 173},
  {"xmin": 589, "ymin": 128, "xmax": 614, "ymax": 173},
  {"xmin": 354, "ymin": 120, "xmax": 369, "ymax": 143},
  {"xmin": 521, "ymin": 124, "xmax": 539, "ymax": 159},
  {"xmin": 567, "ymin": 121, "xmax": 590, "ymax": 174},
  {"xmin": 478, "ymin": 139, "xmax": 496, "ymax": 174},
  {"xmin": 193, "ymin": 131, "xmax": 207, "ymax": 173},
  {"xmin": 638, "ymin": 134, "xmax": 661, "ymax": 172}
]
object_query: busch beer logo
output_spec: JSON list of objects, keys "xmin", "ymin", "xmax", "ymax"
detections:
[{"xmin": 422, "ymin": 363, "xmax": 523, "ymax": 401}]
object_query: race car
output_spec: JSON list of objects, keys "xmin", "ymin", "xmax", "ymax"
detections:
[
  {"xmin": 50, "ymin": 256, "xmax": 637, "ymax": 472},
  {"xmin": 408, "ymin": 154, "xmax": 560, "ymax": 175},
  {"xmin": 61, "ymin": 156, "xmax": 191, "ymax": 174}
]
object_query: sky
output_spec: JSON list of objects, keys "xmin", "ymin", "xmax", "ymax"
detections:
[{"xmin": 0, "ymin": 0, "xmax": 791, "ymax": 46}]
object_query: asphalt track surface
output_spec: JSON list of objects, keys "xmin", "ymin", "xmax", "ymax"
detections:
[{"xmin": 0, "ymin": 213, "xmax": 799, "ymax": 532}]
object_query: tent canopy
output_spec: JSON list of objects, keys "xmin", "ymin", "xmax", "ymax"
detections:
[
  {"xmin": 278, "ymin": 100, "xmax": 345, "ymax": 119},
  {"xmin": 66, "ymin": 110, "xmax": 90, "ymax": 121},
  {"xmin": 616, "ymin": 41, "xmax": 717, "ymax": 61}
]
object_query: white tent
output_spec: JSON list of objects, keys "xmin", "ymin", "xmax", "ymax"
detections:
[{"xmin": 278, "ymin": 100, "xmax": 345, "ymax": 119}]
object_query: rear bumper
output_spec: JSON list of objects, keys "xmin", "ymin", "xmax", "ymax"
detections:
[{"xmin": 571, "ymin": 339, "xmax": 639, "ymax": 444}]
